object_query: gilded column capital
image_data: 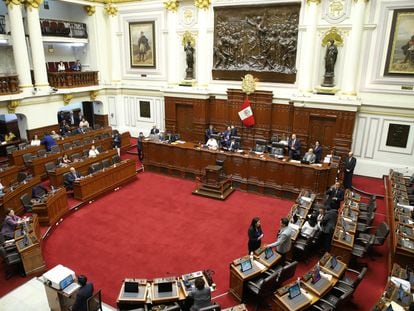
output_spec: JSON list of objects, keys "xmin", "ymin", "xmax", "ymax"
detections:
[
  {"xmin": 105, "ymin": 3, "xmax": 118, "ymax": 16},
  {"xmin": 353, "ymin": 0, "xmax": 369, "ymax": 3},
  {"xmin": 306, "ymin": 0, "xmax": 321, "ymax": 4},
  {"xmin": 90, "ymin": 90, "xmax": 99, "ymax": 100},
  {"xmin": 24, "ymin": 0, "xmax": 42, "ymax": 9},
  {"xmin": 164, "ymin": 0, "xmax": 179, "ymax": 12},
  {"xmin": 8, "ymin": 100, "xmax": 20, "ymax": 113},
  {"xmin": 194, "ymin": 0, "xmax": 210, "ymax": 10},
  {"xmin": 4, "ymin": 0, "xmax": 24, "ymax": 8},
  {"xmin": 84, "ymin": 5, "xmax": 96, "ymax": 16},
  {"xmin": 63, "ymin": 94, "xmax": 73, "ymax": 105}
]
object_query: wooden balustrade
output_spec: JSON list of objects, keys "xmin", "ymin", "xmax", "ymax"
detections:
[
  {"xmin": 0, "ymin": 75, "xmax": 20, "ymax": 95},
  {"xmin": 47, "ymin": 71, "xmax": 98, "ymax": 88}
]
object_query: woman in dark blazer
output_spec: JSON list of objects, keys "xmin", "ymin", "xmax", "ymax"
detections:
[{"xmin": 248, "ymin": 217, "xmax": 264, "ymax": 254}]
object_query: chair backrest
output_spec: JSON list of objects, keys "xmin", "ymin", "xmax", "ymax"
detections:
[
  {"xmin": 260, "ymin": 269, "xmax": 282, "ymax": 296},
  {"xmin": 375, "ymin": 222, "xmax": 390, "ymax": 245},
  {"xmin": 352, "ymin": 267, "xmax": 368, "ymax": 289},
  {"xmin": 6, "ymin": 145, "xmax": 17, "ymax": 154},
  {"xmin": 102, "ymin": 159, "xmax": 111, "ymax": 168},
  {"xmin": 92, "ymin": 162, "xmax": 103, "ymax": 172},
  {"xmin": 45, "ymin": 161, "xmax": 56, "ymax": 172},
  {"xmin": 37, "ymin": 149, "xmax": 47, "ymax": 157},
  {"xmin": 112, "ymin": 155, "xmax": 121, "ymax": 164},
  {"xmin": 20, "ymin": 193, "xmax": 31, "ymax": 205},
  {"xmin": 96, "ymin": 145, "xmax": 103, "ymax": 153},
  {"xmin": 23, "ymin": 153, "xmax": 33, "ymax": 164},
  {"xmin": 71, "ymin": 153, "xmax": 81, "ymax": 161},
  {"xmin": 279, "ymin": 261, "xmax": 298, "ymax": 283},
  {"xmin": 63, "ymin": 142, "xmax": 72, "ymax": 150},
  {"xmin": 87, "ymin": 289, "xmax": 102, "ymax": 311},
  {"xmin": 50, "ymin": 145, "xmax": 61, "ymax": 153},
  {"xmin": 215, "ymin": 159, "xmax": 224, "ymax": 167},
  {"xmin": 17, "ymin": 172, "xmax": 27, "ymax": 183},
  {"xmin": 18, "ymin": 143, "xmax": 27, "ymax": 150},
  {"xmin": 73, "ymin": 140, "xmax": 82, "ymax": 146}
]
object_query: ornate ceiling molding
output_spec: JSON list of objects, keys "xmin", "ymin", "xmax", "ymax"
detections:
[
  {"xmin": 84, "ymin": 5, "xmax": 96, "ymax": 16},
  {"xmin": 3, "ymin": 0, "xmax": 24, "ymax": 7},
  {"xmin": 24, "ymin": 0, "xmax": 42, "ymax": 9},
  {"xmin": 105, "ymin": 2, "xmax": 118, "ymax": 16},
  {"xmin": 164, "ymin": 0, "xmax": 179, "ymax": 12},
  {"xmin": 8, "ymin": 100, "xmax": 20, "ymax": 113},
  {"xmin": 194, "ymin": 0, "xmax": 210, "ymax": 10}
]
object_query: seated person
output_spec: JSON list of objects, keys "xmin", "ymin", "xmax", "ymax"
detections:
[
  {"xmin": 150, "ymin": 125, "xmax": 160, "ymax": 135},
  {"xmin": 64, "ymin": 167, "xmax": 81, "ymax": 190},
  {"xmin": 79, "ymin": 118, "xmax": 89, "ymax": 129},
  {"xmin": 325, "ymin": 181, "xmax": 344, "ymax": 210},
  {"xmin": 31, "ymin": 134, "xmax": 41, "ymax": 146},
  {"xmin": 228, "ymin": 138, "xmax": 240, "ymax": 152},
  {"xmin": 60, "ymin": 120, "xmax": 71, "ymax": 136},
  {"xmin": 1, "ymin": 209, "xmax": 21, "ymax": 240},
  {"xmin": 205, "ymin": 124, "xmax": 215, "ymax": 142},
  {"xmin": 61, "ymin": 154, "xmax": 72, "ymax": 165},
  {"xmin": 230, "ymin": 125, "xmax": 237, "ymax": 137},
  {"xmin": 88, "ymin": 145, "xmax": 100, "ymax": 158},
  {"xmin": 71, "ymin": 59, "xmax": 81, "ymax": 71},
  {"xmin": 302, "ymin": 148, "xmax": 316, "ymax": 164},
  {"xmin": 50, "ymin": 130, "xmax": 61, "ymax": 140},
  {"xmin": 57, "ymin": 60, "xmax": 65, "ymax": 72},
  {"xmin": 300, "ymin": 215, "xmax": 318, "ymax": 239},
  {"xmin": 205, "ymin": 137, "xmax": 218, "ymax": 151},
  {"xmin": 4, "ymin": 131, "xmax": 16, "ymax": 142},
  {"xmin": 188, "ymin": 277, "xmax": 211, "ymax": 311},
  {"xmin": 221, "ymin": 126, "xmax": 231, "ymax": 148},
  {"xmin": 313, "ymin": 140, "xmax": 322, "ymax": 163},
  {"xmin": 72, "ymin": 275, "xmax": 94, "ymax": 311},
  {"xmin": 288, "ymin": 134, "xmax": 301, "ymax": 160}
]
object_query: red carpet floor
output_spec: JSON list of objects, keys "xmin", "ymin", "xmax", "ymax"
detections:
[{"xmin": 0, "ymin": 167, "xmax": 389, "ymax": 310}]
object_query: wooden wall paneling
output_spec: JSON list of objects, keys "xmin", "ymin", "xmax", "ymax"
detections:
[
  {"xmin": 164, "ymin": 96, "xmax": 177, "ymax": 134},
  {"xmin": 93, "ymin": 114, "xmax": 109, "ymax": 128},
  {"xmin": 270, "ymin": 104, "xmax": 291, "ymax": 140},
  {"xmin": 26, "ymin": 124, "xmax": 60, "ymax": 141}
]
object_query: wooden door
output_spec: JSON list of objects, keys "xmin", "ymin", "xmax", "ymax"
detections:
[
  {"xmin": 308, "ymin": 116, "xmax": 336, "ymax": 155},
  {"xmin": 176, "ymin": 104, "xmax": 194, "ymax": 142}
]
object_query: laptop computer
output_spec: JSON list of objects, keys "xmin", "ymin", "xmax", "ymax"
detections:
[
  {"xmin": 288, "ymin": 283, "xmax": 301, "ymax": 299},
  {"xmin": 330, "ymin": 256, "xmax": 338, "ymax": 269},
  {"xmin": 240, "ymin": 259, "xmax": 253, "ymax": 272},
  {"xmin": 157, "ymin": 282, "xmax": 173, "ymax": 297},
  {"xmin": 264, "ymin": 247, "xmax": 274, "ymax": 260},
  {"xmin": 123, "ymin": 281, "xmax": 139, "ymax": 298}
]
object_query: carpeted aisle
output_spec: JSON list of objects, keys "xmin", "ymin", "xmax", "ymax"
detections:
[{"xmin": 42, "ymin": 172, "xmax": 293, "ymax": 307}]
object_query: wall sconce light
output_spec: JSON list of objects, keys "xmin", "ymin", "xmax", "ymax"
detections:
[{"xmin": 48, "ymin": 45, "xmax": 54, "ymax": 53}]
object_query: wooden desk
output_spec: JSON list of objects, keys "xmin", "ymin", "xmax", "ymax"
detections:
[
  {"xmin": 15, "ymin": 233, "xmax": 46, "ymax": 276},
  {"xmin": 28, "ymin": 153, "xmax": 61, "ymax": 177},
  {"xmin": 44, "ymin": 283, "xmax": 78, "ymax": 311},
  {"xmin": 253, "ymin": 247, "xmax": 282, "ymax": 268},
  {"xmin": 229, "ymin": 258, "xmax": 267, "ymax": 302},
  {"xmin": 8, "ymin": 145, "xmax": 45, "ymax": 167},
  {"xmin": 151, "ymin": 280, "xmax": 180, "ymax": 304},
  {"xmin": 73, "ymin": 159, "xmax": 137, "ymax": 201},
  {"xmin": 48, "ymin": 149, "xmax": 117, "ymax": 187},
  {"xmin": 0, "ymin": 139, "xmax": 22, "ymax": 156},
  {"xmin": 117, "ymin": 278, "xmax": 148, "ymax": 306},
  {"xmin": 143, "ymin": 141, "xmax": 336, "ymax": 198},
  {"xmin": 273, "ymin": 284, "xmax": 315, "ymax": 311},
  {"xmin": 0, "ymin": 165, "xmax": 20, "ymax": 186},
  {"xmin": 222, "ymin": 304, "xmax": 248, "ymax": 311},
  {"xmin": 32, "ymin": 188, "xmax": 68, "ymax": 226},
  {"xmin": 14, "ymin": 214, "xmax": 41, "ymax": 243},
  {"xmin": 0, "ymin": 175, "xmax": 42, "ymax": 218}
]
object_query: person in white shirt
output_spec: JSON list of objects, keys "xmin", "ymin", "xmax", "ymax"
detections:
[
  {"xmin": 300, "ymin": 215, "xmax": 318, "ymax": 238},
  {"xmin": 31, "ymin": 135, "xmax": 41, "ymax": 146},
  {"xmin": 79, "ymin": 118, "xmax": 89, "ymax": 129},
  {"xmin": 206, "ymin": 137, "xmax": 218, "ymax": 150},
  {"xmin": 57, "ymin": 61, "xmax": 65, "ymax": 72},
  {"xmin": 89, "ymin": 145, "xmax": 99, "ymax": 158}
]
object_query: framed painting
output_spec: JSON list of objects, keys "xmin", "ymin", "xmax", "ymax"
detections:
[
  {"xmin": 384, "ymin": 9, "xmax": 414, "ymax": 76},
  {"xmin": 129, "ymin": 21, "xmax": 156, "ymax": 68}
]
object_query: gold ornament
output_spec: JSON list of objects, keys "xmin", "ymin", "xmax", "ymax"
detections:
[
  {"xmin": 164, "ymin": 0, "xmax": 179, "ymax": 12},
  {"xmin": 4, "ymin": 0, "xmax": 24, "ymax": 7},
  {"xmin": 182, "ymin": 31, "xmax": 195, "ymax": 48},
  {"xmin": 84, "ymin": 5, "xmax": 96, "ymax": 16},
  {"xmin": 242, "ymin": 74, "xmax": 257, "ymax": 95},
  {"xmin": 90, "ymin": 90, "xmax": 99, "ymax": 100},
  {"xmin": 194, "ymin": 0, "xmax": 210, "ymax": 10},
  {"xmin": 306, "ymin": 0, "xmax": 321, "ymax": 4},
  {"xmin": 24, "ymin": 0, "xmax": 42, "ymax": 9},
  {"xmin": 322, "ymin": 27, "xmax": 344, "ymax": 47},
  {"xmin": 63, "ymin": 94, "xmax": 73, "ymax": 105},
  {"xmin": 105, "ymin": 3, "xmax": 118, "ymax": 16},
  {"xmin": 8, "ymin": 100, "xmax": 20, "ymax": 113}
]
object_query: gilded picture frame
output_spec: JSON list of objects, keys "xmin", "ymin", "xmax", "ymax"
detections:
[
  {"xmin": 129, "ymin": 21, "xmax": 156, "ymax": 68},
  {"xmin": 384, "ymin": 9, "xmax": 414, "ymax": 76}
]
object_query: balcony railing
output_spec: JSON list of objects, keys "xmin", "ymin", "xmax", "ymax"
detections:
[
  {"xmin": 47, "ymin": 71, "xmax": 98, "ymax": 88},
  {"xmin": 0, "ymin": 15, "xmax": 5, "ymax": 35},
  {"xmin": 0, "ymin": 75, "xmax": 20, "ymax": 95},
  {"xmin": 40, "ymin": 18, "xmax": 87, "ymax": 39}
]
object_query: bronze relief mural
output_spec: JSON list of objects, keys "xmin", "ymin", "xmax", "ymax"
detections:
[{"xmin": 213, "ymin": 3, "xmax": 300, "ymax": 83}]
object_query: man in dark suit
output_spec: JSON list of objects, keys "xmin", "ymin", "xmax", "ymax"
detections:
[
  {"xmin": 228, "ymin": 138, "xmax": 240, "ymax": 152},
  {"xmin": 344, "ymin": 151, "xmax": 357, "ymax": 189},
  {"xmin": 288, "ymin": 134, "xmax": 301, "ymax": 160},
  {"xmin": 64, "ymin": 167, "xmax": 81, "ymax": 190},
  {"xmin": 221, "ymin": 126, "xmax": 231, "ymax": 148},
  {"xmin": 230, "ymin": 125, "xmax": 237, "ymax": 137},
  {"xmin": 137, "ymin": 132, "xmax": 144, "ymax": 161},
  {"xmin": 72, "ymin": 275, "xmax": 94, "ymax": 311},
  {"xmin": 205, "ymin": 124, "xmax": 215, "ymax": 143},
  {"xmin": 313, "ymin": 140, "xmax": 323, "ymax": 163},
  {"xmin": 320, "ymin": 208, "xmax": 338, "ymax": 252},
  {"xmin": 325, "ymin": 181, "xmax": 344, "ymax": 210},
  {"xmin": 150, "ymin": 125, "xmax": 159, "ymax": 135}
]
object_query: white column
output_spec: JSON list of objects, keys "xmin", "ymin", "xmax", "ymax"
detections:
[
  {"xmin": 7, "ymin": 1, "xmax": 32, "ymax": 88},
  {"xmin": 26, "ymin": 3, "xmax": 49, "ymax": 88},
  {"xmin": 107, "ymin": 12, "xmax": 121, "ymax": 83},
  {"xmin": 341, "ymin": 0, "xmax": 368, "ymax": 95},
  {"xmin": 298, "ymin": 0, "xmax": 320, "ymax": 93},
  {"xmin": 197, "ymin": 9, "xmax": 209, "ymax": 85},
  {"xmin": 166, "ymin": 10, "xmax": 178, "ymax": 84}
]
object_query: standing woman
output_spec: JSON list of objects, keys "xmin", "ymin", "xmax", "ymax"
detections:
[
  {"xmin": 113, "ymin": 130, "xmax": 122, "ymax": 156},
  {"xmin": 248, "ymin": 217, "xmax": 264, "ymax": 254}
]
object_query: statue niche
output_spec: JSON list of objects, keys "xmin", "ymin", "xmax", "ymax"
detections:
[{"xmin": 212, "ymin": 3, "xmax": 300, "ymax": 83}]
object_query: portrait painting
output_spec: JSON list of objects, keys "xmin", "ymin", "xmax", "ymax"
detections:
[
  {"xmin": 129, "ymin": 21, "xmax": 156, "ymax": 68},
  {"xmin": 384, "ymin": 9, "xmax": 414, "ymax": 76}
]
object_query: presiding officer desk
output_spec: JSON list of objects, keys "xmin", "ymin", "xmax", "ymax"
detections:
[
  {"xmin": 73, "ymin": 158, "xmax": 137, "ymax": 201},
  {"xmin": 143, "ymin": 141, "xmax": 336, "ymax": 198}
]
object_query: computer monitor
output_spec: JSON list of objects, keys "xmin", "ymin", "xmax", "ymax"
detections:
[
  {"xmin": 264, "ymin": 247, "xmax": 274, "ymax": 259},
  {"xmin": 342, "ymin": 218, "xmax": 350, "ymax": 233},
  {"xmin": 124, "ymin": 281, "xmax": 139, "ymax": 293},
  {"xmin": 240, "ymin": 259, "xmax": 253, "ymax": 272},
  {"xmin": 288, "ymin": 283, "xmax": 301, "ymax": 299},
  {"xmin": 311, "ymin": 266, "xmax": 321, "ymax": 284},
  {"xmin": 158, "ymin": 282, "xmax": 173, "ymax": 293},
  {"xmin": 330, "ymin": 256, "xmax": 338, "ymax": 269}
]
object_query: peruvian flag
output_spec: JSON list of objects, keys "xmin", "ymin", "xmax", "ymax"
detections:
[{"xmin": 238, "ymin": 97, "xmax": 255, "ymax": 127}]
